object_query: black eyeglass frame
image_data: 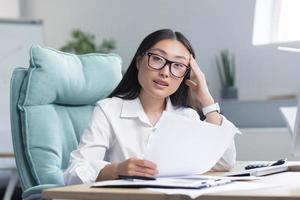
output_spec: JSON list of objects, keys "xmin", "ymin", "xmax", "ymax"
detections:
[{"xmin": 143, "ymin": 51, "xmax": 190, "ymax": 78}]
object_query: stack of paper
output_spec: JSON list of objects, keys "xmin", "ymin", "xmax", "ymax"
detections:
[
  {"xmin": 145, "ymin": 181, "xmax": 279, "ymax": 199},
  {"xmin": 92, "ymin": 176, "xmax": 278, "ymax": 199},
  {"xmin": 92, "ymin": 178, "xmax": 231, "ymax": 189}
]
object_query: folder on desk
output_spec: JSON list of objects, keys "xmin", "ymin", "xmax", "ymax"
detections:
[
  {"xmin": 225, "ymin": 165, "xmax": 289, "ymax": 177},
  {"xmin": 92, "ymin": 178, "xmax": 232, "ymax": 189}
]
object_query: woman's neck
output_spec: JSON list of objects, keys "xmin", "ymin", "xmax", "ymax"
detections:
[{"xmin": 139, "ymin": 91, "xmax": 166, "ymax": 125}]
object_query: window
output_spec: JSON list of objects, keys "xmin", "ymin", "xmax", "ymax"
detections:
[{"xmin": 252, "ymin": 0, "xmax": 300, "ymax": 45}]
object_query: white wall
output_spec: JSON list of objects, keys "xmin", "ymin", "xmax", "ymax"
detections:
[
  {"xmin": 20, "ymin": 0, "xmax": 300, "ymax": 101},
  {"xmin": 0, "ymin": 0, "xmax": 19, "ymax": 18},
  {"xmin": 236, "ymin": 128, "xmax": 296, "ymax": 161}
]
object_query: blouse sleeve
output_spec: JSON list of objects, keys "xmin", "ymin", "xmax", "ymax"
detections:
[
  {"xmin": 64, "ymin": 105, "xmax": 114, "ymax": 185},
  {"xmin": 210, "ymin": 116, "xmax": 240, "ymax": 171}
]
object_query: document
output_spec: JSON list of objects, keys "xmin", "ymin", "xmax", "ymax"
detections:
[
  {"xmin": 92, "ymin": 177, "xmax": 231, "ymax": 189},
  {"xmin": 280, "ymin": 107, "xmax": 297, "ymax": 133},
  {"xmin": 145, "ymin": 181, "xmax": 279, "ymax": 199},
  {"xmin": 171, "ymin": 174, "xmax": 261, "ymax": 181},
  {"xmin": 144, "ymin": 111, "xmax": 238, "ymax": 177},
  {"xmin": 280, "ymin": 98, "xmax": 300, "ymax": 157}
]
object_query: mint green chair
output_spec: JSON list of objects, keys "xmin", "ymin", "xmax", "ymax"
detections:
[{"xmin": 10, "ymin": 45, "xmax": 122, "ymax": 199}]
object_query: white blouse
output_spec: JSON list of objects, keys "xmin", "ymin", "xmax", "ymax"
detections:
[{"xmin": 64, "ymin": 97, "xmax": 239, "ymax": 185}]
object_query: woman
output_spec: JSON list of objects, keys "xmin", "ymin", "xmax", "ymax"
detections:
[{"xmin": 64, "ymin": 29, "xmax": 238, "ymax": 185}]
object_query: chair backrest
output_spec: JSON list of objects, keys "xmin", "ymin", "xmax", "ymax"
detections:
[{"xmin": 10, "ymin": 45, "xmax": 122, "ymax": 195}]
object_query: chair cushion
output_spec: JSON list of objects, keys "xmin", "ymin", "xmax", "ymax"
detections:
[
  {"xmin": 11, "ymin": 68, "xmax": 36, "ymax": 190},
  {"xmin": 17, "ymin": 45, "xmax": 122, "ymax": 185}
]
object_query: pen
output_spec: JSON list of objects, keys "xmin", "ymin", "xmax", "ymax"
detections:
[
  {"xmin": 206, "ymin": 179, "xmax": 231, "ymax": 187},
  {"xmin": 118, "ymin": 175, "xmax": 156, "ymax": 181}
]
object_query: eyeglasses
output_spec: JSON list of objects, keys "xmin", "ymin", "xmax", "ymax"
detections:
[{"xmin": 143, "ymin": 51, "xmax": 190, "ymax": 78}]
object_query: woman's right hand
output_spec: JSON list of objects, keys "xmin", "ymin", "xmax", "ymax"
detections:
[
  {"xmin": 117, "ymin": 157, "xmax": 158, "ymax": 177},
  {"xmin": 97, "ymin": 157, "xmax": 158, "ymax": 181}
]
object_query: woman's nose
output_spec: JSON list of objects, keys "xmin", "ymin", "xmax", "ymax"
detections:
[{"xmin": 159, "ymin": 64, "xmax": 170, "ymax": 78}]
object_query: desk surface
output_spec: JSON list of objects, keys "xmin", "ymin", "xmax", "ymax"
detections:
[
  {"xmin": 0, "ymin": 152, "xmax": 14, "ymax": 157},
  {"xmin": 43, "ymin": 162, "xmax": 300, "ymax": 200}
]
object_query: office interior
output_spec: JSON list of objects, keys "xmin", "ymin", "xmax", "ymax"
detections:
[{"xmin": 1, "ymin": 0, "xmax": 300, "ymax": 199}]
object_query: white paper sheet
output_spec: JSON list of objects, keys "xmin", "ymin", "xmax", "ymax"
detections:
[
  {"xmin": 171, "ymin": 174, "xmax": 261, "ymax": 181},
  {"xmin": 144, "ymin": 111, "xmax": 237, "ymax": 177},
  {"xmin": 92, "ymin": 177, "xmax": 231, "ymax": 189},
  {"xmin": 145, "ymin": 181, "xmax": 280, "ymax": 199},
  {"xmin": 280, "ymin": 101, "xmax": 300, "ymax": 157},
  {"xmin": 279, "ymin": 107, "xmax": 297, "ymax": 134}
]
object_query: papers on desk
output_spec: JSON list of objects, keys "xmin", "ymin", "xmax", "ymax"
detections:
[
  {"xmin": 145, "ymin": 181, "xmax": 279, "ymax": 199},
  {"xmin": 144, "ymin": 111, "xmax": 238, "ymax": 177},
  {"xmin": 92, "ymin": 175, "xmax": 280, "ymax": 199},
  {"xmin": 92, "ymin": 177, "xmax": 231, "ymax": 189},
  {"xmin": 172, "ymin": 174, "xmax": 261, "ymax": 181}
]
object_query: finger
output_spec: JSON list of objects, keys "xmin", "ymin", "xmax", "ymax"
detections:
[
  {"xmin": 135, "ymin": 159, "xmax": 157, "ymax": 169},
  {"xmin": 185, "ymin": 79, "xmax": 198, "ymax": 89},
  {"xmin": 189, "ymin": 55, "xmax": 196, "ymax": 65},
  {"xmin": 189, "ymin": 54, "xmax": 194, "ymax": 61},
  {"xmin": 127, "ymin": 171, "xmax": 156, "ymax": 178},
  {"xmin": 189, "ymin": 57, "xmax": 202, "ymax": 76},
  {"xmin": 133, "ymin": 165, "xmax": 158, "ymax": 176}
]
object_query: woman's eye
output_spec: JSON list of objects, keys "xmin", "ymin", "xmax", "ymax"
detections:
[
  {"xmin": 173, "ymin": 63, "xmax": 184, "ymax": 69},
  {"xmin": 152, "ymin": 55, "xmax": 163, "ymax": 62}
]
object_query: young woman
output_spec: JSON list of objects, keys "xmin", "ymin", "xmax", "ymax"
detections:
[{"xmin": 64, "ymin": 29, "xmax": 238, "ymax": 185}]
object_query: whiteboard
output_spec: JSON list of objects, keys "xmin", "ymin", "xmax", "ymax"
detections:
[{"xmin": 0, "ymin": 19, "xmax": 44, "ymax": 152}]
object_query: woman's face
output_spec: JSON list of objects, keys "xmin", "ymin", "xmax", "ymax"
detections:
[{"xmin": 137, "ymin": 39, "xmax": 190, "ymax": 100}]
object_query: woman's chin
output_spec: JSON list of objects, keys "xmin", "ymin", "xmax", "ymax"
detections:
[{"xmin": 148, "ymin": 89, "xmax": 173, "ymax": 99}]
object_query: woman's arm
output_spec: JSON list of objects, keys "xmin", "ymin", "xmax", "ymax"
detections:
[
  {"xmin": 211, "ymin": 116, "xmax": 241, "ymax": 171},
  {"xmin": 64, "ymin": 105, "xmax": 113, "ymax": 185},
  {"xmin": 185, "ymin": 56, "xmax": 240, "ymax": 170},
  {"xmin": 185, "ymin": 56, "xmax": 222, "ymax": 125},
  {"xmin": 64, "ymin": 104, "xmax": 158, "ymax": 184}
]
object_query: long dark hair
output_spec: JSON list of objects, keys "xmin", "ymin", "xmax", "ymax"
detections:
[{"xmin": 108, "ymin": 29, "xmax": 196, "ymax": 108}]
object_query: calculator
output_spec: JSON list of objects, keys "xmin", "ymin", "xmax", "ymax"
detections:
[{"xmin": 244, "ymin": 158, "xmax": 287, "ymax": 170}]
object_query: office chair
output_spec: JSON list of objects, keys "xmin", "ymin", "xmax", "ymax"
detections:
[{"xmin": 10, "ymin": 45, "xmax": 122, "ymax": 199}]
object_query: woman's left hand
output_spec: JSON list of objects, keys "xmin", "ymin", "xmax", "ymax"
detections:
[
  {"xmin": 186, "ymin": 55, "xmax": 222, "ymax": 125},
  {"xmin": 185, "ymin": 55, "xmax": 215, "ymax": 107}
]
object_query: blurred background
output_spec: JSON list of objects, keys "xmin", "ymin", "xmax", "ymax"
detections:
[{"xmin": 1, "ymin": 0, "xmax": 300, "ymax": 199}]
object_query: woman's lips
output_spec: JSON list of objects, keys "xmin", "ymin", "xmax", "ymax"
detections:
[{"xmin": 153, "ymin": 80, "xmax": 169, "ymax": 87}]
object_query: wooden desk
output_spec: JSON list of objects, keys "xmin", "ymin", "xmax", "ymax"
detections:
[
  {"xmin": 43, "ymin": 163, "xmax": 300, "ymax": 200},
  {"xmin": 0, "ymin": 152, "xmax": 14, "ymax": 157}
]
